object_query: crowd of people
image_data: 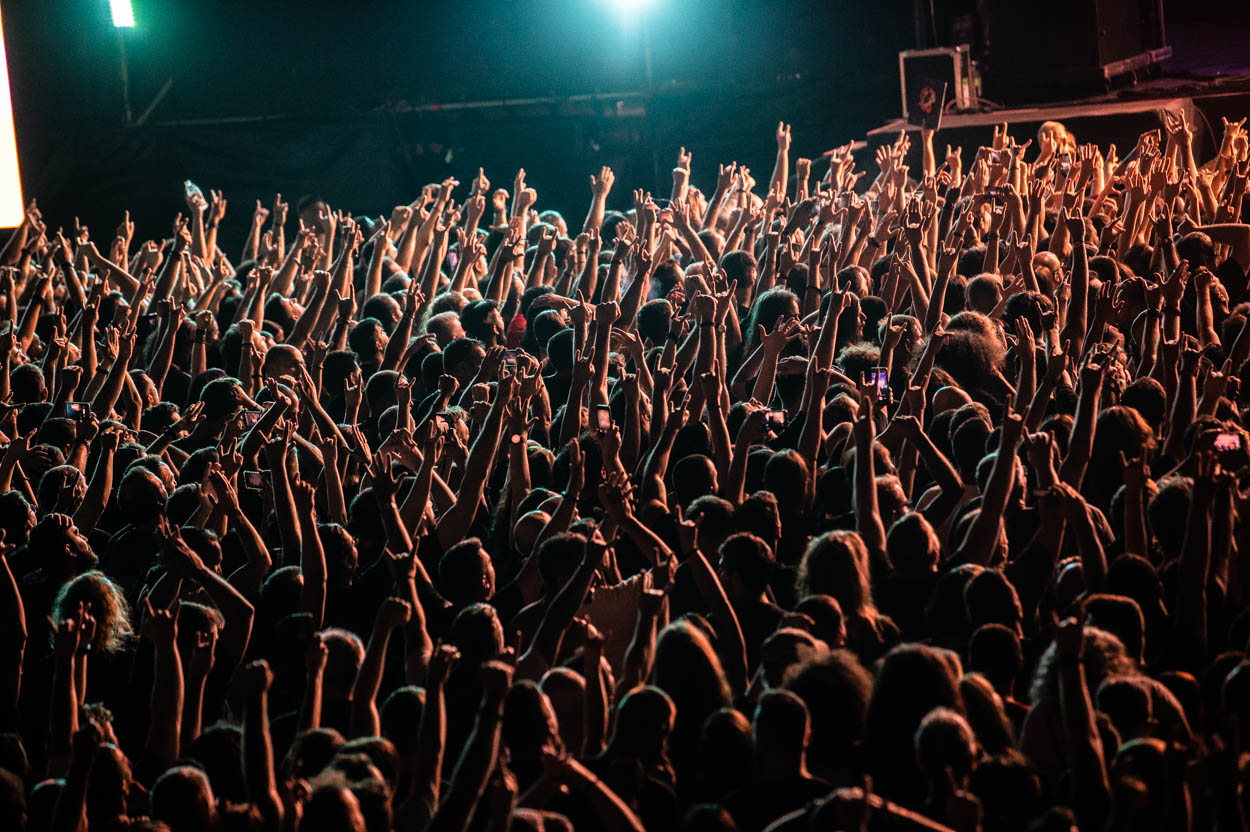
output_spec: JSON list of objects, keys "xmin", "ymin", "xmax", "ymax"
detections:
[{"xmin": 0, "ymin": 109, "xmax": 1248, "ymax": 832}]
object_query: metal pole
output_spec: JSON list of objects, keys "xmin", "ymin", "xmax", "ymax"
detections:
[{"xmin": 119, "ymin": 30, "xmax": 132, "ymax": 125}]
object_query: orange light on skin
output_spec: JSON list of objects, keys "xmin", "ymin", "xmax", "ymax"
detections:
[{"xmin": 0, "ymin": 3, "xmax": 23, "ymax": 228}]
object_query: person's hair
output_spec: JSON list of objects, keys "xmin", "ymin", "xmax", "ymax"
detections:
[
  {"xmin": 1084, "ymin": 594, "xmax": 1146, "ymax": 665},
  {"xmin": 753, "ymin": 689, "xmax": 810, "ymax": 757},
  {"xmin": 744, "ymin": 287, "xmax": 799, "ymax": 353},
  {"xmin": 650, "ymin": 621, "xmax": 732, "ymax": 746},
  {"xmin": 605, "ymin": 685, "xmax": 676, "ymax": 764},
  {"xmin": 716, "ymin": 532, "xmax": 776, "ymax": 597},
  {"xmin": 1029, "ymin": 625, "xmax": 1135, "ymax": 704},
  {"xmin": 150, "ymin": 765, "xmax": 215, "ymax": 832},
  {"xmin": 1120, "ymin": 377, "xmax": 1167, "ymax": 432},
  {"xmin": 963, "ymin": 568, "xmax": 1022, "ymax": 630},
  {"xmin": 866, "ymin": 644, "xmax": 965, "ymax": 800},
  {"xmin": 914, "ymin": 707, "xmax": 978, "ymax": 784},
  {"xmin": 886, "ymin": 511, "xmax": 940, "ymax": 574},
  {"xmin": 442, "ymin": 337, "xmax": 484, "ymax": 374},
  {"xmin": 1148, "ymin": 476, "xmax": 1192, "ymax": 558},
  {"xmin": 967, "ymin": 623, "xmax": 1022, "ymax": 696},
  {"xmin": 437, "ymin": 538, "xmax": 491, "ymax": 603},
  {"xmin": 782, "ymin": 651, "xmax": 873, "ymax": 776},
  {"xmin": 50, "ymin": 570, "xmax": 134, "ymax": 654},
  {"xmin": 763, "ymin": 449, "xmax": 810, "ymax": 512},
  {"xmin": 797, "ymin": 531, "xmax": 878, "ymax": 621},
  {"xmin": 460, "ymin": 299, "xmax": 499, "ymax": 342}
]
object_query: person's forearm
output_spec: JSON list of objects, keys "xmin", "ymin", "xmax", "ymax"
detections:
[
  {"xmin": 192, "ymin": 564, "xmax": 255, "ymax": 673},
  {"xmin": 349, "ymin": 620, "xmax": 395, "ymax": 738},
  {"xmin": 1059, "ymin": 383, "xmax": 1102, "ymax": 489},
  {"xmin": 559, "ymin": 758, "xmax": 648, "ymax": 832},
  {"xmin": 90, "ymin": 349, "xmax": 132, "ymax": 419},
  {"xmin": 582, "ymin": 646, "xmax": 608, "ymax": 757},
  {"xmin": 298, "ymin": 665, "xmax": 324, "ymax": 732},
  {"xmin": 297, "ymin": 505, "xmax": 328, "ymax": 630},
  {"xmin": 145, "ymin": 638, "xmax": 184, "ymax": 765},
  {"xmin": 1057, "ymin": 655, "xmax": 1111, "ymax": 818},
  {"xmin": 1162, "ymin": 375, "xmax": 1196, "ymax": 463},
  {"xmin": 426, "ymin": 687, "xmax": 505, "ymax": 832},
  {"xmin": 182, "ymin": 671, "xmax": 207, "ymax": 747},
  {"xmin": 437, "ymin": 402, "xmax": 504, "ymax": 548},
  {"xmin": 521, "ymin": 559, "xmax": 598, "ymax": 677},
  {"xmin": 410, "ymin": 676, "xmax": 447, "ymax": 816},
  {"xmin": 268, "ymin": 455, "xmax": 303, "ymax": 567},
  {"xmin": 49, "ymin": 652, "xmax": 77, "ymax": 772},
  {"xmin": 225, "ymin": 504, "xmax": 272, "ymax": 600},
  {"xmin": 560, "ymin": 379, "xmax": 588, "ymax": 448},
  {"xmin": 242, "ymin": 685, "xmax": 282, "ymax": 825},
  {"xmin": 687, "ymin": 548, "xmax": 748, "ymax": 692},
  {"xmin": 0, "ymin": 552, "xmax": 24, "ymax": 728},
  {"xmin": 954, "ymin": 426, "xmax": 1022, "ymax": 565},
  {"xmin": 751, "ymin": 346, "xmax": 783, "ymax": 404},
  {"xmin": 72, "ymin": 447, "xmax": 113, "ymax": 532}
]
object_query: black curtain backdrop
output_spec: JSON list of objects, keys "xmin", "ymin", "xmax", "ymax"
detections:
[{"xmin": 2, "ymin": 0, "xmax": 912, "ymax": 241}]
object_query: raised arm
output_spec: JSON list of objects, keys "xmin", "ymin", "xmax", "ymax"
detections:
[
  {"xmin": 426, "ymin": 660, "xmax": 512, "ymax": 832},
  {"xmin": 140, "ymin": 597, "xmax": 185, "ymax": 768},
  {"xmin": 437, "ymin": 372, "xmax": 513, "ymax": 549},
  {"xmin": 516, "ymin": 540, "xmax": 602, "ymax": 680},
  {"xmin": 349, "ymin": 597, "xmax": 411, "ymax": 738},
  {"xmin": 238, "ymin": 660, "xmax": 283, "ymax": 829},
  {"xmin": 853, "ymin": 392, "xmax": 888, "ymax": 555},
  {"xmin": 0, "ymin": 541, "xmax": 25, "ymax": 730},
  {"xmin": 1052, "ymin": 611, "xmax": 1111, "ymax": 827},
  {"xmin": 952, "ymin": 399, "xmax": 1025, "ymax": 566}
]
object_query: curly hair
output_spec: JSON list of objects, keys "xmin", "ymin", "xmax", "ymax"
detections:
[{"xmin": 50, "ymin": 571, "xmax": 135, "ymax": 655}]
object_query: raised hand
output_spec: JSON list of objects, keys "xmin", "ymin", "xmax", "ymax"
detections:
[
  {"xmin": 590, "ymin": 166, "xmax": 615, "ymax": 197},
  {"xmin": 141, "ymin": 596, "xmax": 180, "ymax": 647}
]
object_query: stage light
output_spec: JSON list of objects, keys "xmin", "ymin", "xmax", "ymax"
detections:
[
  {"xmin": 610, "ymin": 0, "xmax": 654, "ymax": 8},
  {"xmin": 109, "ymin": 0, "xmax": 135, "ymax": 28},
  {"xmin": 0, "ymin": 4, "xmax": 23, "ymax": 226}
]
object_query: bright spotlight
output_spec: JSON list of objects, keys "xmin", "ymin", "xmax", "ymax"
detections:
[
  {"xmin": 109, "ymin": 0, "xmax": 135, "ymax": 28},
  {"xmin": 0, "ymin": 4, "xmax": 24, "ymax": 226}
]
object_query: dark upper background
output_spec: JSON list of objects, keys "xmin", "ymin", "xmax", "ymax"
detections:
[{"xmin": 0, "ymin": 0, "xmax": 1240, "ymax": 250}]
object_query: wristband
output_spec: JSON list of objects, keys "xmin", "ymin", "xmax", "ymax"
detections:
[
  {"xmin": 665, "ymin": 332, "xmax": 679, "ymax": 342},
  {"xmin": 864, "ymin": 238, "xmax": 880, "ymax": 250},
  {"xmin": 1163, "ymin": 305, "xmax": 1182, "ymax": 315},
  {"xmin": 805, "ymin": 286, "xmax": 821, "ymax": 294},
  {"xmin": 699, "ymin": 321, "xmax": 715, "ymax": 329}
]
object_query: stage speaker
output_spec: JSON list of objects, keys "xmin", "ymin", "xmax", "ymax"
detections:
[{"xmin": 985, "ymin": 0, "xmax": 1166, "ymax": 103}]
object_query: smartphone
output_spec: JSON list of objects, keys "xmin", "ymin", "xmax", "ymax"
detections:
[
  {"xmin": 765, "ymin": 409, "xmax": 787, "ymax": 432},
  {"xmin": 434, "ymin": 412, "xmax": 451, "ymax": 435},
  {"xmin": 242, "ymin": 469, "xmax": 267, "ymax": 491},
  {"xmin": 870, "ymin": 367, "xmax": 890, "ymax": 392},
  {"xmin": 1214, "ymin": 432, "xmax": 1242, "ymax": 453},
  {"xmin": 142, "ymin": 312, "xmax": 160, "ymax": 326},
  {"xmin": 239, "ymin": 410, "xmax": 263, "ymax": 427},
  {"xmin": 1057, "ymin": 153, "xmax": 1073, "ymax": 176},
  {"xmin": 986, "ymin": 185, "xmax": 1009, "ymax": 202},
  {"xmin": 987, "ymin": 150, "xmax": 1004, "ymax": 165},
  {"xmin": 503, "ymin": 349, "xmax": 519, "ymax": 370},
  {"xmin": 63, "ymin": 401, "xmax": 90, "ymax": 420},
  {"xmin": 596, "ymin": 404, "xmax": 613, "ymax": 431}
]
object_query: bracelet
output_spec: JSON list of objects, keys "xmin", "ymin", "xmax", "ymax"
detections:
[
  {"xmin": 699, "ymin": 321, "xmax": 715, "ymax": 328},
  {"xmin": 805, "ymin": 285, "xmax": 821, "ymax": 294},
  {"xmin": 1163, "ymin": 305, "xmax": 1182, "ymax": 315},
  {"xmin": 863, "ymin": 238, "xmax": 880, "ymax": 249}
]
